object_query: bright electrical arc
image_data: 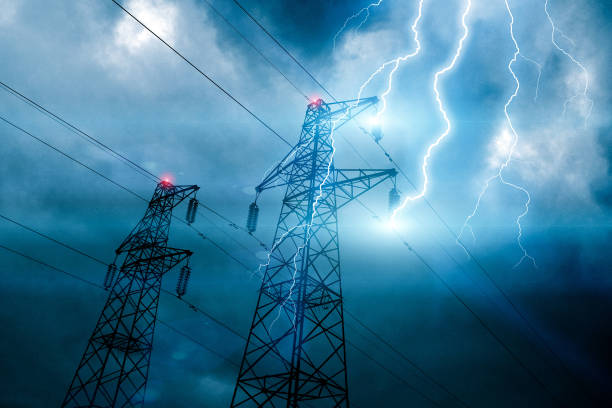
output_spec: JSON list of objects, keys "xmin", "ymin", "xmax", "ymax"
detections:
[
  {"xmin": 390, "ymin": 0, "xmax": 472, "ymax": 222},
  {"xmin": 458, "ymin": 0, "xmax": 537, "ymax": 269}
]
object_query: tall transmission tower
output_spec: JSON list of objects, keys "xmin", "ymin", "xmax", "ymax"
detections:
[
  {"xmin": 62, "ymin": 180, "xmax": 199, "ymax": 408},
  {"xmin": 232, "ymin": 97, "xmax": 397, "ymax": 407}
]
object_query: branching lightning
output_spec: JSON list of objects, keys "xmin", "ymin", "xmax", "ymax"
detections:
[
  {"xmin": 390, "ymin": 0, "xmax": 472, "ymax": 222},
  {"xmin": 333, "ymin": 0, "xmax": 384, "ymax": 51},
  {"xmin": 520, "ymin": 54, "xmax": 543, "ymax": 101},
  {"xmin": 458, "ymin": 0, "xmax": 537, "ymax": 269},
  {"xmin": 544, "ymin": 0, "xmax": 592, "ymax": 127}
]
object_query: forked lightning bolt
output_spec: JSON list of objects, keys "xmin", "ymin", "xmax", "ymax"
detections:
[
  {"xmin": 269, "ymin": 0, "xmax": 425, "ymax": 332},
  {"xmin": 390, "ymin": 0, "xmax": 472, "ymax": 222},
  {"xmin": 458, "ymin": 0, "xmax": 537, "ymax": 269},
  {"xmin": 333, "ymin": 0, "xmax": 384, "ymax": 51},
  {"xmin": 544, "ymin": 0, "xmax": 592, "ymax": 127},
  {"xmin": 359, "ymin": 0, "xmax": 424, "ymax": 122}
]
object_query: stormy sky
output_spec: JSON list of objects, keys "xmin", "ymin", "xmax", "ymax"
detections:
[{"xmin": 0, "ymin": 0, "xmax": 610, "ymax": 406}]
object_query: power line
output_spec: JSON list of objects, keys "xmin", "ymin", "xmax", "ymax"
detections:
[
  {"xmin": 230, "ymin": 0, "xmax": 337, "ymax": 102},
  {"xmin": 0, "ymin": 115, "xmax": 148, "ymax": 202},
  {"xmin": 0, "ymin": 81, "xmax": 268, "ymax": 254},
  {"xmin": 0, "ymin": 213, "xmax": 107, "ymax": 266},
  {"xmin": 200, "ymin": 0, "xmax": 309, "ymax": 101},
  {"xmin": 1, "ymin": 212, "xmax": 444, "ymax": 407},
  {"xmin": 345, "ymin": 309, "xmax": 470, "ymax": 408},
  {"xmin": 0, "ymin": 80, "xmax": 159, "ymax": 183},
  {"xmin": 373, "ymin": 135, "xmax": 592, "ymax": 404},
  {"xmin": 391, "ymin": 229, "xmax": 565, "ymax": 407},
  {"xmin": 109, "ymin": 0, "xmax": 291, "ymax": 147},
  {"xmin": 226, "ymin": 5, "xmax": 580, "ymax": 399},
  {"xmin": 0, "ymin": 114, "xmax": 254, "ymax": 273},
  {"xmin": 346, "ymin": 337, "xmax": 443, "ymax": 408},
  {"xmin": 0, "ymin": 243, "xmax": 240, "ymax": 368}
]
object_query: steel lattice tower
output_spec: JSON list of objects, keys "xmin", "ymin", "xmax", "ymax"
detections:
[
  {"xmin": 62, "ymin": 180, "xmax": 199, "ymax": 408},
  {"xmin": 232, "ymin": 97, "xmax": 397, "ymax": 407}
]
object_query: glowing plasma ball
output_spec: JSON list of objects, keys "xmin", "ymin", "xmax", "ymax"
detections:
[{"xmin": 458, "ymin": 0, "xmax": 537, "ymax": 269}]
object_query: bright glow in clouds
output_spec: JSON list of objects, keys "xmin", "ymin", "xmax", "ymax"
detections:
[
  {"xmin": 333, "ymin": 0, "xmax": 384, "ymax": 51},
  {"xmin": 390, "ymin": 0, "xmax": 472, "ymax": 221},
  {"xmin": 114, "ymin": 0, "xmax": 178, "ymax": 53},
  {"xmin": 544, "ymin": 0, "xmax": 592, "ymax": 126},
  {"xmin": 459, "ymin": 0, "xmax": 537, "ymax": 269}
]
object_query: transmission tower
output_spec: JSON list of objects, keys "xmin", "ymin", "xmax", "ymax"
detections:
[
  {"xmin": 232, "ymin": 97, "xmax": 397, "ymax": 407},
  {"xmin": 62, "ymin": 180, "xmax": 199, "ymax": 408}
]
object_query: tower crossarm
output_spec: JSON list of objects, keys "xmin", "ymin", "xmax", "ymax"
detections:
[
  {"xmin": 281, "ymin": 168, "xmax": 396, "ymax": 207},
  {"xmin": 317, "ymin": 96, "xmax": 378, "ymax": 131},
  {"xmin": 331, "ymin": 168, "xmax": 397, "ymax": 209},
  {"xmin": 120, "ymin": 247, "xmax": 192, "ymax": 272},
  {"xmin": 254, "ymin": 96, "xmax": 379, "ymax": 195}
]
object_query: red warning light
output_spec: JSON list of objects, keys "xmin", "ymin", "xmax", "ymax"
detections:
[
  {"xmin": 160, "ymin": 173, "xmax": 174, "ymax": 187},
  {"xmin": 310, "ymin": 97, "xmax": 322, "ymax": 107}
]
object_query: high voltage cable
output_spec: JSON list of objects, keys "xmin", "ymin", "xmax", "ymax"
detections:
[
  {"xmin": 104, "ymin": 1, "xmax": 559, "ymax": 400},
  {"xmin": 2, "ymin": 109, "xmax": 440, "ymax": 405},
  {"xmin": 0, "ymin": 115, "xmax": 148, "ymax": 202},
  {"xmin": 391, "ymin": 229, "xmax": 565, "ymax": 407},
  {"xmin": 109, "ymin": 0, "xmax": 291, "ymax": 147},
  {"xmin": 200, "ymin": 0, "xmax": 309, "ymax": 101},
  {"xmin": 7, "ymin": 3, "xmax": 570, "ymax": 403},
  {"xmin": 0, "ymin": 80, "xmax": 158, "ymax": 183},
  {"xmin": 345, "ymin": 309, "xmax": 470, "ymax": 408},
  {"xmin": 0, "ymin": 115, "xmax": 253, "ymax": 272},
  {"xmin": 1, "ymin": 222, "xmax": 441, "ymax": 407},
  {"xmin": 0, "ymin": 244, "xmax": 241, "ymax": 367},
  {"xmin": 0, "ymin": 80, "xmax": 269, "ymax": 252},
  {"xmin": 374, "ymin": 133, "xmax": 589, "ymax": 404},
  {"xmin": 230, "ymin": 4, "xmax": 579, "ymax": 402},
  {"xmin": 230, "ymin": 0, "xmax": 337, "ymax": 102}
]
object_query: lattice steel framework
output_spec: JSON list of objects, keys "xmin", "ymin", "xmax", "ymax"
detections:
[
  {"xmin": 62, "ymin": 181, "xmax": 198, "ymax": 408},
  {"xmin": 231, "ymin": 98, "xmax": 396, "ymax": 407}
]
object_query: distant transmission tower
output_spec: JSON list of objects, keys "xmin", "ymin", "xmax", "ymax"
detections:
[
  {"xmin": 232, "ymin": 97, "xmax": 397, "ymax": 407},
  {"xmin": 62, "ymin": 180, "xmax": 199, "ymax": 408}
]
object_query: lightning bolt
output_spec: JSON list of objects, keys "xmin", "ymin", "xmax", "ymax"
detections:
[
  {"xmin": 359, "ymin": 0, "xmax": 424, "ymax": 121},
  {"xmin": 520, "ymin": 54, "xmax": 543, "ymax": 102},
  {"xmin": 333, "ymin": 0, "xmax": 384, "ymax": 51},
  {"xmin": 390, "ymin": 0, "xmax": 472, "ymax": 222},
  {"xmin": 269, "ymin": 112, "xmax": 340, "ymax": 332},
  {"xmin": 458, "ymin": 0, "xmax": 537, "ymax": 269},
  {"xmin": 544, "ymin": 0, "xmax": 592, "ymax": 127}
]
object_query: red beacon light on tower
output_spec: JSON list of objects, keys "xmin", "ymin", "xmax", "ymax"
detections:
[
  {"xmin": 309, "ymin": 97, "xmax": 322, "ymax": 107},
  {"xmin": 160, "ymin": 173, "xmax": 174, "ymax": 188}
]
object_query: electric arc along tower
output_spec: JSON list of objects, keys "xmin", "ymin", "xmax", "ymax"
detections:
[
  {"xmin": 232, "ymin": 97, "xmax": 397, "ymax": 407},
  {"xmin": 62, "ymin": 180, "xmax": 199, "ymax": 408}
]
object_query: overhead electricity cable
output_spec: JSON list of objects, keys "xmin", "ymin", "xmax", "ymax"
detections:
[
  {"xmin": 1, "ymin": 220, "xmax": 437, "ymax": 407},
  {"xmin": 229, "ymin": 5, "xmax": 582, "ymax": 400},
  {"xmin": 0, "ymin": 114, "xmax": 253, "ymax": 272},
  {"xmin": 0, "ymin": 80, "xmax": 268, "ymax": 253},
  {"xmin": 346, "ymin": 309, "xmax": 471, "ymax": 408},
  {"xmin": 0, "ymin": 80, "xmax": 158, "ymax": 183},
  {"xmin": 391, "ymin": 229, "xmax": 565, "ymax": 407},
  {"xmin": 230, "ymin": 0, "xmax": 337, "ymax": 102},
  {"xmin": 0, "ymin": 115, "xmax": 148, "ymax": 202},
  {"xmin": 0, "ymin": 243, "xmax": 241, "ymax": 368},
  {"xmin": 200, "ymin": 0, "xmax": 309, "ymax": 101},
  {"xmin": 109, "ymin": 0, "xmax": 291, "ymax": 147}
]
